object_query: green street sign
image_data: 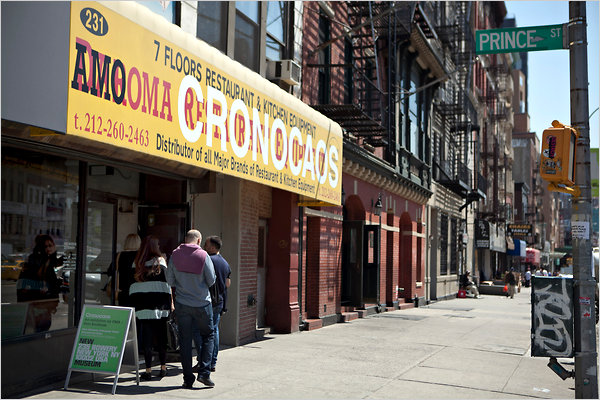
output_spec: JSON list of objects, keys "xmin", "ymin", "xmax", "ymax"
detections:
[{"xmin": 476, "ymin": 24, "xmax": 566, "ymax": 54}]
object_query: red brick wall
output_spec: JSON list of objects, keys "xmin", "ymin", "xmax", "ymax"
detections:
[
  {"xmin": 265, "ymin": 189, "xmax": 300, "ymax": 333},
  {"xmin": 305, "ymin": 213, "xmax": 343, "ymax": 318},
  {"xmin": 302, "ymin": 2, "xmax": 348, "ymax": 106}
]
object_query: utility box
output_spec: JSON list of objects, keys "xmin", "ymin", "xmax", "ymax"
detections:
[{"xmin": 531, "ymin": 276, "xmax": 574, "ymax": 357}]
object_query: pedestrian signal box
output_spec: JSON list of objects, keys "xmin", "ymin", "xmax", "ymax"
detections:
[{"xmin": 540, "ymin": 120, "xmax": 580, "ymax": 196}]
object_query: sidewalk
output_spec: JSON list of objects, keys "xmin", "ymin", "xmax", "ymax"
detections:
[{"xmin": 25, "ymin": 287, "xmax": 592, "ymax": 399}]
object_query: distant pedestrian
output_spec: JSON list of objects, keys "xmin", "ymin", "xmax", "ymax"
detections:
[
  {"xmin": 535, "ymin": 267, "xmax": 543, "ymax": 276},
  {"xmin": 167, "ymin": 229, "xmax": 216, "ymax": 389},
  {"xmin": 504, "ymin": 269, "xmax": 517, "ymax": 299},
  {"xmin": 460, "ymin": 271, "xmax": 480, "ymax": 298},
  {"xmin": 542, "ymin": 268, "xmax": 549, "ymax": 276},
  {"xmin": 129, "ymin": 235, "xmax": 172, "ymax": 381},
  {"xmin": 524, "ymin": 267, "xmax": 532, "ymax": 288}
]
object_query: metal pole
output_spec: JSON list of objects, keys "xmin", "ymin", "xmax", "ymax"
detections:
[{"xmin": 568, "ymin": 2, "xmax": 598, "ymax": 398}]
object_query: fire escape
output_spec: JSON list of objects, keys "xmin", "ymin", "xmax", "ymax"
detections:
[
  {"xmin": 307, "ymin": 1, "xmax": 414, "ymax": 166},
  {"xmin": 436, "ymin": 2, "xmax": 479, "ymax": 201}
]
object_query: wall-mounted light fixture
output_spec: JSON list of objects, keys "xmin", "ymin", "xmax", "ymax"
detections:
[{"xmin": 373, "ymin": 194, "xmax": 382, "ymax": 217}]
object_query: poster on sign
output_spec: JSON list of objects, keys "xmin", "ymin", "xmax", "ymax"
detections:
[{"xmin": 64, "ymin": 305, "xmax": 138, "ymax": 395}]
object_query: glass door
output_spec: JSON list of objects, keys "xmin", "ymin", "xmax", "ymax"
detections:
[{"xmin": 85, "ymin": 198, "xmax": 116, "ymax": 305}]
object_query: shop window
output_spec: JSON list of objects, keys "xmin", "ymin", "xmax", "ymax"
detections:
[
  {"xmin": 1, "ymin": 148, "xmax": 79, "ymax": 338},
  {"xmin": 197, "ymin": 1, "xmax": 228, "ymax": 53},
  {"xmin": 235, "ymin": 1, "xmax": 260, "ymax": 72}
]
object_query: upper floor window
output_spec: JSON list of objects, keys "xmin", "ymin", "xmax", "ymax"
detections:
[
  {"xmin": 138, "ymin": 1, "xmax": 177, "ymax": 24},
  {"xmin": 235, "ymin": 1, "xmax": 260, "ymax": 72},
  {"xmin": 196, "ymin": 2, "xmax": 291, "ymax": 75},
  {"xmin": 266, "ymin": 1, "xmax": 287, "ymax": 61},
  {"xmin": 197, "ymin": 1, "xmax": 228, "ymax": 53},
  {"xmin": 317, "ymin": 10, "xmax": 331, "ymax": 104}
]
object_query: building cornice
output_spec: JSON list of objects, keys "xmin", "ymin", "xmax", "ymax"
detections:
[{"xmin": 343, "ymin": 141, "xmax": 432, "ymax": 205}]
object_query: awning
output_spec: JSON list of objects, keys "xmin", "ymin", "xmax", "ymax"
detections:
[
  {"xmin": 507, "ymin": 239, "xmax": 526, "ymax": 257},
  {"xmin": 526, "ymin": 248, "xmax": 541, "ymax": 265},
  {"xmin": 550, "ymin": 251, "xmax": 567, "ymax": 259}
]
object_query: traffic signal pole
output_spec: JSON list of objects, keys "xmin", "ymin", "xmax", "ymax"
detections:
[{"xmin": 568, "ymin": 2, "xmax": 598, "ymax": 398}]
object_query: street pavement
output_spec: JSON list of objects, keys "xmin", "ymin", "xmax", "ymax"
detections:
[{"xmin": 25, "ymin": 286, "xmax": 599, "ymax": 399}]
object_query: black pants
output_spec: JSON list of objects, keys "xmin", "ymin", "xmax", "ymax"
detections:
[{"xmin": 140, "ymin": 318, "xmax": 168, "ymax": 368}]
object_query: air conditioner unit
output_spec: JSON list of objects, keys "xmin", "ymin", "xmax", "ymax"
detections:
[{"xmin": 267, "ymin": 59, "xmax": 301, "ymax": 86}]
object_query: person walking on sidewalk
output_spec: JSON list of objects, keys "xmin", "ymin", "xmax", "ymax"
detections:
[
  {"xmin": 504, "ymin": 268, "xmax": 517, "ymax": 299},
  {"xmin": 524, "ymin": 267, "xmax": 532, "ymax": 288},
  {"xmin": 167, "ymin": 230, "xmax": 216, "ymax": 389},
  {"xmin": 205, "ymin": 236, "xmax": 231, "ymax": 372}
]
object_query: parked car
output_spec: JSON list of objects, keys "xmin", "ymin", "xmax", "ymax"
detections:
[{"xmin": 1, "ymin": 254, "xmax": 24, "ymax": 280}]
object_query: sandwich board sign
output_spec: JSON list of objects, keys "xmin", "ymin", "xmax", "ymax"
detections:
[{"xmin": 64, "ymin": 305, "xmax": 139, "ymax": 395}]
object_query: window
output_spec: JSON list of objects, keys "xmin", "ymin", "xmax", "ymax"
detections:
[
  {"xmin": 408, "ymin": 70, "xmax": 419, "ymax": 155},
  {"xmin": 196, "ymin": 2, "xmax": 291, "ymax": 75},
  {"xmin": 137, "ymin": 1, "xmax": 177, "ymax": 24},
  {"xmin": 317, "ymin": 10, "xmax": 331, "ymax": 104},
  {"xmin": 440, "ymin": 214, "xmax": 448, "ymax": 275},
  {"xmin": 344, "ymin": 39, "xmax": 354, "ymax": 104},
  {"xmin": 450, "ymin": 218, "xmax": 458, "ymax": 274},
  {"xmin": 266, "ymin": 1, "xmax": 287, "ymax": 61},
  {"xmin": 1, "ymin": 148, "xmax": 79, "ymax": 337},
  {"xmin": 197, "ymin": 1, "xmax": 228, "ymax": 53},
  {"xmin": 235, "ymin": 1, "xmax": 260, "ymax": 72}
]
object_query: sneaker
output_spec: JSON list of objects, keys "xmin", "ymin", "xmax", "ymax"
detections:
[
  {"xmin": 159, "ymin": 369, "xmax": 167, "ymax": 378},
  {"xmin": 181, "ymin": 382, "xmax": 193, "ymax": 389},
  {"xmin": 197, "ymin": 376, "xmax": 215, "ymax": 387},
  {"xmin": 140, "ymin": 372, "xmax": 152, "ymax": 381}
]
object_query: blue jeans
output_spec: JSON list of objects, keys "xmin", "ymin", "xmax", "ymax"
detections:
[
  {"xmin": 211, "ymin": 304, "xmax": 223, "ymax": 369},
  {"xmin": 176, "ymin": 302, "xmax": 213, "ymax": 384}
]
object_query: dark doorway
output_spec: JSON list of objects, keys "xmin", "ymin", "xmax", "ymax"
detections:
[
  {"xmin": 362, "ymin": 224, "xmax": 380, "ymax": 303},
  {"xmin": 341, "ymin": 221, "xmax": 364, "ymax": 306},
  {"xmin": 138, "ymin": 174, "xmax": 188, "ymax": 257}
]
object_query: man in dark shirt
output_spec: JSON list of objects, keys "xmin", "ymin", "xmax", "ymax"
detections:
[{"xmin": 204, "ymin": 236, "xmax": 231, "ymax": 372}]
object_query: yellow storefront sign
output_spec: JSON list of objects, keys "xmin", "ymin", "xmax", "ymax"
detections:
[{"xmin": 67, "ymin": 2, "xmax": 342, "ymax": 205}]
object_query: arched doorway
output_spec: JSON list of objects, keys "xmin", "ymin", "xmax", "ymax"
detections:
[{"xmin": 341, "ymin": 195, "xmax": 373, "ymax": 307}]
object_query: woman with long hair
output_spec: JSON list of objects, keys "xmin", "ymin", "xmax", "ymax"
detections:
[
  {"xmin": 129, "ymin": 235, "xmax": 172, "ymax": 380},
  {"xmin": 106, "ymin": 233, "xmax": 141, "ymax": 307},
  {"xmin": 16, "ymin": 234, "xmax": 63, "ymax": 332}
]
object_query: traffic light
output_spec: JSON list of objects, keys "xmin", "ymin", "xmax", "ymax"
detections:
[{"xmin": 540, "ymin": 120, "xmax": 580, "ymax": 196}]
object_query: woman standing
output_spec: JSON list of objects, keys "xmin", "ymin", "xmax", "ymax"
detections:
[
  {"xmin": 16, "ymin": 234, "xmax": 63, "ymax": 332},
  {"xmin": 107, "ymin": 233, "xmax": 141, "ymax": 307},
  {"xmin": 129, "ymin": 235, "xmax": 172, "ymax": 380}
]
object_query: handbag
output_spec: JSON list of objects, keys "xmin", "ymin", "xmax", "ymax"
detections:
[
  {"xmin": 166, "ymin": 313, "xmax": 179, "ymax": 352},
  {"xmin": 503, "ymin": 284, "xmax": 508, "ymax": 292}
]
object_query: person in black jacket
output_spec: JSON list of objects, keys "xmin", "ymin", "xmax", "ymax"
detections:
[
  {"xmin": 106, "ymin": 233, "xmax": 141, "ymax": 307},
  {"xmin": 16, "ymin": 234, "xmax": 62, "ymax": 332}
]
